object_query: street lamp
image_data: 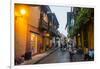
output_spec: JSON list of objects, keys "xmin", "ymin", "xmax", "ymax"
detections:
[
  {"xmin": 20, "ymin": 8, "xmax": 27, "ymax": 15},
  {"xmin": 46, "ymin": 33, "xmax": 50, "ymax": 37},
  {"xmin": 15, "ymin": 6, "xmax": 28, "ymax": 17}
]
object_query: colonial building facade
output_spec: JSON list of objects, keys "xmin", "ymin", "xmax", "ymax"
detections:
[
  {"xmin": 15, "ymin": 4, "xmax": 59, "ymax": 65},
  {"xmin": 66, "ymin": 7, "xmax": 94, "ymax": 54}
]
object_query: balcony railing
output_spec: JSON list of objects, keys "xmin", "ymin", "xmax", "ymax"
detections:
[
  {"xmin": 49, "ymin": 26, "xmax": 58, "ymax": 36},
  {"xmin": 39, "ymin": 19, "xmax": 48, "ymax": 30}
]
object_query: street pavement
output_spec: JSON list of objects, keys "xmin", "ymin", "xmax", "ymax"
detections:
[
  {"xmin": 21, "ymin": 47, "xmax": 84, "ymax": 65},
  {"xmin": 35, "ymin": 48, "xmax": 70, "ymax": 64},
  {"xmin": 21, "ymin": 47, "xmax": 58, "ymax": 65}
]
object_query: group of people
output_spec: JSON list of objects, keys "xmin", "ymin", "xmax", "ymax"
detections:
[
  {"xmin": 84, "ymin": 48, "xmax": 94, "ymax": 61},
  {"xmin": 60, "ymin": 42, "xmax": 67, "ymax": 51},
  {"xmin": 59, "ymin": 41, "xmax": 94, "ymax": 61}
]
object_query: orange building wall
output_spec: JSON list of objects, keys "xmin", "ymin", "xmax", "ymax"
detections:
[
  {"xmin": 88, "ymin": 22, "xmax": 94, "ymax": 49},
  {"xmin": 15, "ymin": 4, "xmax": 41, "ymax": 57},
  {"xmin": 28, "ymin": 6, "xmax": 40, "ymax": 28},
  {"xmin": 15, "ymin": 15, "xmax": 28, "ymax": 57}
]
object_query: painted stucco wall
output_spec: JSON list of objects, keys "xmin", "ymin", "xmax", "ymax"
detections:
[
  {"xmin": 15, "ymin": 5, "xmax": 28, "ymax": 57},
  {"xmin": 15, "ymin": 5, "xmax": 41, "ymax": 57},
  {"xmin": 29, "ymin": 6, "xmax": 40, "ymax": 28}
]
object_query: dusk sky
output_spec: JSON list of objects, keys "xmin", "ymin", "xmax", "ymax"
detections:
[{"xmin": 50, "ymin": 6, "xmax": 71, "ymax": 37}]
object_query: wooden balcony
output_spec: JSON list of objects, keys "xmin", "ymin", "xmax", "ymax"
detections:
[
  {"xmin": 39, "ymin": 19, "xmax": 48, "ymax": 31},
  {"xmin": 49, "ymin": 26, "xmax": 57, "ymax": 36}
]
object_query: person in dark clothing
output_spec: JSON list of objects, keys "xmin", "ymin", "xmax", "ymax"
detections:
[
  {"xmin": 64, "ymin": 43, "xmax": 67, "ymax": 50},
  {"xmin": 15, "ymin": 56, "xmax": 24, "ymax": 65},
  {"xmin": 84, "ymin": 53, "xmax": 90, "ymax": 61},
  {"xmin": 60, "ymin": 43, "xmax": 63, "ymax": 51},
  {"xmin": 56, "ymin": 43, "xmax": 58, "ymax": 47},
  {"xmin": 68, "ymin": 44, "xmax": 74, "ymax": 61},
  {"xmin": 88, "ymin": 49, "xmax": 94, "ymax": 61},
  {"xmin": 84, "ymin": 48, "xmax": 94, "ymax": 61},
  {"xmin": 69, "ymin": 49, "xmax": 74, "ymax": 62},
  {"xmin": 77, "ymin": 47, "xmax": 83, "ymax": 55}
]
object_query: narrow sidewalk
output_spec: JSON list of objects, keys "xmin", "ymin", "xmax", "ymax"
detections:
[{"xmin": 21, "ymin": 47, "xmax": 59, "ymax": 65}]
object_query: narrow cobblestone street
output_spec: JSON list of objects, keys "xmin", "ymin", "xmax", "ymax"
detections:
[
  {"xmin": 14, "ymin": 4, "xmax": 94, "ymax": 65},
  {"xmin": 35, "ymin": 48, "xmax": 70, "ymax": 64}
]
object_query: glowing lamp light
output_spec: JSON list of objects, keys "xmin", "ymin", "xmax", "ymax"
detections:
[
  {"xmin": 20, "ymin": 9, "xmax": 27, "ymax": 15},
  {"xmin": 46, "ymin": 33, "xmax": 50, "ymax": 37}
]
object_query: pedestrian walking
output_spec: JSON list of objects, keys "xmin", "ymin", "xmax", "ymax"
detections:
[
  {"xmin": 64, "ymin": 42, "xmax": 67, "ymax": 51},
  {"xmin": 56, "ymin": 42, "xmax": 58, "ymax": 48},
  {"xmin": 60, "ymin": 43, "xmax": 64, "ymax": 51},
  {"xmin": 84, "ymin": 53, "xmax": 90, "ymax": 61},
  {"xmin": 77, "ymin": 47, "xmax": 83, "ymax": 56},
  {"xmin": 84, "ymin": 48, "xmax": 90, "ymax": 61},
  {"xmin": 52, "ymin": 42, "xmax": 54, "ymax": 48},
  {"xmin": 88, "ymin": 48, "xmax": 94, "ymax": 61},
  {"xmin": 68, "ymin": 44, "xmax": 74, "ymax": 61}
]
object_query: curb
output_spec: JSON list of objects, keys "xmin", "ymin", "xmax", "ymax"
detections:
[{"xmin": 33, "ymin": 47, "xmax": 59, "ymax": 64}]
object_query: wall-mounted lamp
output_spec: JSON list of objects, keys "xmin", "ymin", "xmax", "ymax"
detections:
[{"xmin": 20, "ymin": 8, "xmax": 27, "ymax": 15}]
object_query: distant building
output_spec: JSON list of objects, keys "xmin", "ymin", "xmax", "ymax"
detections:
[{"xmin": 60, "ymin": 33, "xmax": 66, "ymax": 46}]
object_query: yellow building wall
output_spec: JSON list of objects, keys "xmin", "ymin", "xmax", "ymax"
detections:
[
  {"xmin": 88, "ymin": 22, "xmax": 94, "ymax": 49},
  {"xmin": 15, "ymin": 4, "xmax": 41, "ymax": 57},
  {"xmin": 81, "ymin": 30, "xmax": 88, "ymax": 54},
  {"xmin": 15, "ymin": 17, "xmax": 27, "ymax": 57},
  {"xmin": 77, "ymin": 36, "xmax": 81, "ymax": 47},
  {"xmin": 29, "ymin": 6, "xmax": 40, "ymax": 28},
  {"xmin": 37, "ymin": 35, "xmax": 43, "ymax": 52},
  {"xmin": 15, "ymin": 5, "xmax": 30, "ymax": 57},
  {"xmin": 81, "ymin": 31, "xmax": 85, "ymax": 51}
]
